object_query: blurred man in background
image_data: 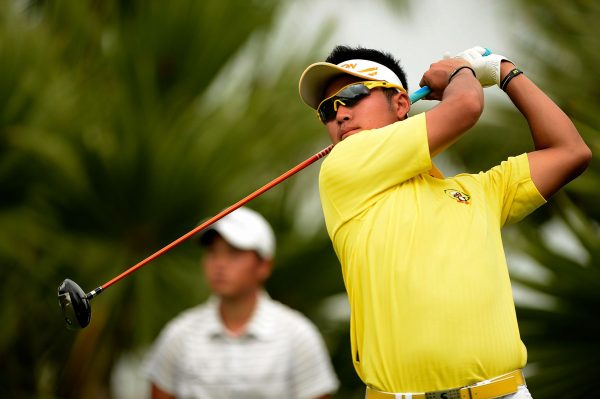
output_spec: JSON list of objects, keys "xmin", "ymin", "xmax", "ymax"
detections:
[{"xmin": 144, "ymin": 206, "xmax": 339, "ymax": 399}]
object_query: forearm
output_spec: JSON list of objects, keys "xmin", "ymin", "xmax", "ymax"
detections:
[
  {"xmin": 501, "ymin": 61, "xmax": 591, "ymax": 197},
  {"xmin": 440, "ymin": 69, "xmax": 485, "ymax": 128},
  {"xmin": 501, "ymin": 62, "xmax": 585, "ymax": 151},
  {"xmin": 426, "ymin": 68, "xmax": 484, "ymax": 156}
]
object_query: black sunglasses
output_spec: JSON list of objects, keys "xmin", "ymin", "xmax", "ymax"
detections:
[{"xmin": 316, "ymin": 81, "xmax": 404, "ymax": 123}]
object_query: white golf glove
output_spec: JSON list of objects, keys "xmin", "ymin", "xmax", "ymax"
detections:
[{"xmin": 446, "ymin": 46, "xmax": 512, "ymax": 88}]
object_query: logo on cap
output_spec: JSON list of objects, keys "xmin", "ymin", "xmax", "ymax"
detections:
[{"xmin": 340, "ymin": 63, "xmax": 379, "ymax": 77}]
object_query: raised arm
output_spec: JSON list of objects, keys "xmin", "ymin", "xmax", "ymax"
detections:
[
  {"xmin": 420, "ymin": 58, "xmax": 484, "ymax": 157},
  {"xmin": 499, "ymin": 61, "xmax": 591, "ymax": 199},
  {"xmin": 454, "ymin": 46, "xmax": 592, "ymax": 199}
]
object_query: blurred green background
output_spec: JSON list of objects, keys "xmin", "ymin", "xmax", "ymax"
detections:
[{"xmin": 0, "ymin": 0, "xmax": 598, "ymax": 398}]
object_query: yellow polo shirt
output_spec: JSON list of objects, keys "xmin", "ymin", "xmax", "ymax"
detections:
[{"xmin": 319, "ymin": 112, "xmax": 546, "ymax": 393}]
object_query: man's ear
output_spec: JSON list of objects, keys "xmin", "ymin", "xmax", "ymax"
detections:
[
  {"xmin": 395, "ymin": 91, "xmax": 411, "ymax": 120},
  {"xmin": 257, "ymin": 258, "xmax": 273, "ymax": 283}
]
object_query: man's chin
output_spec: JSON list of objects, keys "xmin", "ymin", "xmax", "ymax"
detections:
[
  {"xmin": 341, "ymin": 129, "xmax": 361, "ymax": 141},
  {"xmin": 209, "ymin": 283, "xmax": 232, "ymax": 295}
]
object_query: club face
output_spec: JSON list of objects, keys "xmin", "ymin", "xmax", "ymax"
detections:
[{"xmin": 58, "ymin": 279, "xmax": 91, "ymax": 329}]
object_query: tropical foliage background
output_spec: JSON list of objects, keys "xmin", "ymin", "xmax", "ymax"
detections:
[{"xmin": 0, "ymin": 0, "xmax": 597, "ymax": 398}]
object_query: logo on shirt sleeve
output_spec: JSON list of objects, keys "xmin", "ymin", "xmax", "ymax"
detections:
[{"xmin": 444, "ymin": 189, "xmax": 471, "ymax": 204}]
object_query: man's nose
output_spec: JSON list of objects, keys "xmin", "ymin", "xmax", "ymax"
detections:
[{"xmin": 335, "ymin": 105, "xmax": 352, "ymax": 123}]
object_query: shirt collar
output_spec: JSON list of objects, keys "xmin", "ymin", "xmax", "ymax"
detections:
[{"xmin": 205, "ymin": 291, "xmax": 276, "ymax": 341}]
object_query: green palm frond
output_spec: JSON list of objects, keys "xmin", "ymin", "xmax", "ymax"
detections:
[{"xmin": 506, "ymin": 193, "xmax": 600, "ymax": 397}]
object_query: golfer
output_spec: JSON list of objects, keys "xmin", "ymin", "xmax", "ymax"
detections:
[
  {"xmin": 298, "ymin": 45, "xmax": 591, "ymax": 398},
  {"xmin": 144, "ymin": 206, "xmax": 339, "ymax": 399}
]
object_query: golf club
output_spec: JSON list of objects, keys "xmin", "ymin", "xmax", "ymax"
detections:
[
  {"xmin": 58, "ymin": 144, "xmax": 333, "ymax": 329},
  {"xmin": 57, "ymin": 77, "xmax": 447, "ymax": 330}
]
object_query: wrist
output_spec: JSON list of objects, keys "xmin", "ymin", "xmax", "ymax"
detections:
[
  {"xmin": 448, "ymin": 65, "xmax": 477, "ymax": 83},
  {"xmin": 500, "ymin": 60, "xmax": 516, "ymax": 81},
  {"xmin": 500, "ymin": 67, "xmax": 524, "ymax": 91}
]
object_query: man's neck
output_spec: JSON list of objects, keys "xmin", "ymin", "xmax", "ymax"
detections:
[{"xmin": 218, "ymin": 290, "xmax": 260, "ymax": 337}]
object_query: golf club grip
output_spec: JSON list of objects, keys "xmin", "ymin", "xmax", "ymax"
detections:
[
  {"xmin": 100, "ymin": 145, "xmax": 334, "ymax": 291},
  {"xmin": 409, "ymin": 87, "xmax": 430, "ymax": 103},
  {"xmin": 411, "ymin": 47, "xmax": 492, "ymax": 103}
]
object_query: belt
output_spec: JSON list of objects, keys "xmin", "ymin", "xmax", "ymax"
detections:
[{"xmin": 366, "ymin": 370, "xmax": 525, "ymax": 399}]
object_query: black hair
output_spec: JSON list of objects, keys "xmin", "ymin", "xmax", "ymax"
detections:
[
  {"xmin": 199, "ymin": 228, "xmax": 219, "ymax": 247},
  {"xmin": 325, "ymin": 45, "xmax": 409, "ymax": 92}
]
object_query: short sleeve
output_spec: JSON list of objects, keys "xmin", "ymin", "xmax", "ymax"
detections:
[
  {"xmin": 142, "ymin": 321, "xmax": 183, "ymax": 394},
  {"xmin": 480, "ymin": 153, "xmax": 546, "ymax": 226},
  {"xmin": 289, "ymin": 319, "xmax": 339, "ymax": 399},
  {"xmin": 319, "ymin": 112, "xmax": 432, "ymax": 235}
]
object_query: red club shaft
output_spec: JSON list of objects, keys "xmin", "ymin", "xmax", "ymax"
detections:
[{"xmin": 99, "ymin": 144, "xmax": 333, "ymax": 291}]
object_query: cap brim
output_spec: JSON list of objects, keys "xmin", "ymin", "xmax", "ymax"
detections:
[
  {"xmin": 198, "ymin": 223, "xmax": 273, "ymax": 259},
  {"xmin": 299, "ymin": 62, "xmax": 378, "ymax": 109},
  {"xmin": 199, "ymin": 224, "xmax": 257, "ymax": 253}
]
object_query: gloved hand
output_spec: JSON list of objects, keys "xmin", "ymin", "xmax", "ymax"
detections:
[{"xmin": 446, "ymin": 46, "xmax": 512, "ymax": 88}]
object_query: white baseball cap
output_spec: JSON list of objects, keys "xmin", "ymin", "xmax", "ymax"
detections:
[
  {"xmin": 299, "ymin": 58, "xmax": 406, "ymax": 109},
  {"xmin": 199, "ymin": 207, "xmax": 275, "ymax": 260}
]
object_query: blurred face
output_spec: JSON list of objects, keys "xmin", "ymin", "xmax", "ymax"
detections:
[
  {"xmin": 322, "ymin": 75, "xmax": 410, "ymax": 144},
  {"xmin": 202, "ymin": 235, "xmax": 271, "ymax": 300}
]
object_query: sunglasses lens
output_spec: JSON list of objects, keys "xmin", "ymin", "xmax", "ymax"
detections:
[{"xmin": 318, "ymin": 84, "xmax": 371, "ymax": 122}]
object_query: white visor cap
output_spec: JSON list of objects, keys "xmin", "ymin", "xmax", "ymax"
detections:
[
  {"xmin": 299, "ymin": 59, "xmax": 405, "ymax": 109},
  {"xmin": 200, "ymin": 207, "xmax": 275, "ymax": 260}
]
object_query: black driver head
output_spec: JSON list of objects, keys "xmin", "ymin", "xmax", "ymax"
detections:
[{"xmin": 58, "ymin": 279, "xmax": 91, "ymax": 329}]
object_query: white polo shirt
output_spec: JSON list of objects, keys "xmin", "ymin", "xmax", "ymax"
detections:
[{"xmin": 144, "ymin": 291, "xmax": 339, "ymax": 399}]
